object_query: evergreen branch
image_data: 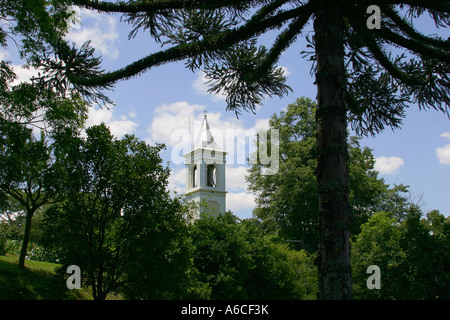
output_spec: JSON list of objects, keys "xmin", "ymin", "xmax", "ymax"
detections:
[
  {"xmin": 346, "ymin": 4, "xmax": 450, "ymax": 119},
  {"xmin": 68, "ymin": 4, "xmax": 312, "ymax": 87},
  {"xmin": 376, "ymin": 28, "xmax": 450, "ymax": 63},
  {"xmin": 345, "ymin": 11, "xmax": 419, "ymax": 86},
  {"xmin": 72, "ymin": 0, "xmax": 257, "ymax": 13},
  {"xmin": 382, "ymin": 5, "xmax": 450, "ymax": 49},
  {"xmin": 252, "ymin": 8, "xmax": 313, "ymax": 80},
  {"xmin": 396, "ymin": 0, "xmax": 450, "ymax": 13},
  {"xmin": 360, "ymin": 37, "xmax": 416, "ymax": 86}
]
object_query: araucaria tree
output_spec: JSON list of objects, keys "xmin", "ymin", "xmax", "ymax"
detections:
[{"xmin": 35, "ymin": 0, "xmax": 449, "ymax": 299}]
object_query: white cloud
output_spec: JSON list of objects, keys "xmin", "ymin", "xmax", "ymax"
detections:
[
  {"xmin": 9, "ymin": 65, "xmax": 41, "ymax": 86},
  {"xmin": 0, "ymin": 50, "xmax": 8, "ymax": 61},
  {"xmin": 436, "ymin": 132, "xmax": 450, "ymax": 166},
  {"xmin": 84, "ymin": 105, "xmax": 138, "ymax": 138},
  {"xmin": 226, "ymin": 166, "xmax": 249, "ymax": 192},
  {"xmin": 66, "ymin": 8, "xmax": 119, "ymax": 59},
  {"xmin": 279, "ymin": 65, "xmax": 291, "ymax": 77},
  {"xmin": 168, "ymin": 167, "xmax": 186, "ymax": 194},
  {"xmin": 440, "ymin": 132, "xmax": 450, "ymax": 140},
  {"xmin": 226, "ymin": 192, "xmax": 255, "ymax": 213},
  {"xmin": 193, "ymin": 71, "xmax": 227, "ymax": 101},
  {"xmin": 374, "ymin": 156, "xmax": 405, "ymax": 175},
  {"xmin": 109, "ymin": 118, "xmax": 138, "ymax": 138},
  {"xmin": 148, "ymin": 101, "xmax": 205, "ymax": 148},
  {"xmin": 252, "ymin": 118, "xmax": 270, "ymax": 132},
  {"xmin": 437, "ymin": 145, "xmax": 450, "ymax": 165}
]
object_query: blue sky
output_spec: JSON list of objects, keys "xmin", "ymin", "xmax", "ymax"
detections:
[{"xmin": 2, "ymin": 7, "xmax": 449, "ymax": 218}]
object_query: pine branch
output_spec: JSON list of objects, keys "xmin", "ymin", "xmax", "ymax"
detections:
[
  {"xmin": 376, "ymin": 28, "xmax": 450, "ymax": 63},
  {"xmin": 382, "ymin": 5, "xmax": 450, "ymax": 49},
  {"xmin": 345, "ymin": 10, "xmax": 420, "ymax": 86},
  {"xmin": 68, "ymin": 4, "xmax": 312, "ymax": 87},
  {"xmin": 252, "ymin": 8, "xmax": 313, "ymax": 81},
  {"xmin": 72, "ymin": 0, "xmax": 255, "ymax": 13},
  {"xmin": 346, "ymin": 4, "xmax": 450, "ymax": 123},
  {"xmin": 397, "ymin": 0, "xmax": 450, "ymax": 13}
]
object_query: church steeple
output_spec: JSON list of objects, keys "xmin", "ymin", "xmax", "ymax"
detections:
[
  {"xmin": 184, "ymin": 112, "xmax": 227, "ymax": 219},
  {"xmin": 193, "ymin": 112, "xmax": 220, "ymax": 150}
]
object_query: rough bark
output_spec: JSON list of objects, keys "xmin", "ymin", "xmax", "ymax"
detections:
[{"xmin": 314, "ymin": 6, "xmax": 353, "ymax": 300}]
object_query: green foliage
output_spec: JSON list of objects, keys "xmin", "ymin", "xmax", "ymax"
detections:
[
  {"xmin": 1, "ymin": 0, "xmax": 90, "ymax": 267},
  {"xmin": 41, "ymin": 124, "xmax": 192, "ymax": 300},
  {"xmin": 190, "ymin": 212, "xmax": 317, "ymax": 300},
  {"xmin": 352, "ymin": 210, "xmax": 450, "ymax": 299},
  {"xmin": 1, "ymin": 0, "xmax": 90, "ymax": 129},
  {"xmin": 3, "ymin": 240, "xmax": 21, "ymax": 256},
  {"xmin": 0, "ymin": 121, "xmax": 64, "ymax": 266},
  {"xmin": 2, "ymin": 1, "xmax": 449, "ymax": 300},
  {"xmin": 247, "ymin": 97, "xmax": 388, "ymax": 251},
  {"xmin": 0, "ymin": 236, "xmax": 7, "ymax": 256},
  {"xmin": 27, "ymin": 244, "xmax": 61, "ymax": 263}
]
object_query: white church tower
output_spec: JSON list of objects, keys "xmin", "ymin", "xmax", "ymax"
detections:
[{"xmin": 183, "ymin": 113, "xmax": 227, "ymax": 218}]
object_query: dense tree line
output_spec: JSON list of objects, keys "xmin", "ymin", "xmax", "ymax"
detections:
[
  {"xmin": 1, "ymin": 121, "xmax": 319, "ymax": 300},
  {"xmin": 2, "ymin": 98, "xmax": 449, "ymax": 300}
]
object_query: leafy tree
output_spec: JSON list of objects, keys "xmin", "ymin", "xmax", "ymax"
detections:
[
  {"xmin": 374, "ymin": 183, "xmax": 423, "ymax": 222},
  {"xmin": 247, "ymin": 97, "xmax": 388, "ymax": 252},
  {"xmin": 240, "ymin": 218, "xmax": 318, "ymax": 300},
  {"xmin": 189, "ymin": 212, "xmax": 251, "ymax": 299},
  {"xmin": 423, "ymin": 209, "xmax": 449, "ymax": 236},
  {"xmin": 1, "ymin": 1, "xmax": 88, "ymax": 267},
  {"xmin": 420, "ymin": 210, "xmax": 450, "ymax": 299},
  {"xmin": 352, "ymin": 211, "xmax": 403, "ymax": 299},
  {"xmin": 0, "ymin": 123, "xmax": 64, "ymax": 267},
  {"xmin": 27, "ymin": 0, "xmax": 450, "ymax": 299},
  {"xmin": 352, "ymin": 209, "xmax": 450, "ymax": 300},
  {"xmin": 42, "ymin": 124, "xmax": 192, "ymax": 300},
  {"xmin": 189, "ymin": 212, "xmax": 317, "ymax": 299}
]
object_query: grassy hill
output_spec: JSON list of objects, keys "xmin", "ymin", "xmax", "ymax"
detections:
[{"xmin": 0, "ymin": 256, "xmax": 90, "ymax": 300}]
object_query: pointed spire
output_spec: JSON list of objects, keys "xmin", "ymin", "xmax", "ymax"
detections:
[{"xmin": 194, "ymin": 112, "xmax": 220, "ymax": 150}]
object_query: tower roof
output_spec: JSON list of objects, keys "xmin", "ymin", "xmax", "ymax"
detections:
[{"xmin": 193, "ymin": 113, "xmax": 221, "ymax": 151}]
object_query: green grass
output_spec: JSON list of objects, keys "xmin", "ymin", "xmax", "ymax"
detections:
[{"xmin": 0, "ymin": 255, "xmax": 91, "ymax": 300}]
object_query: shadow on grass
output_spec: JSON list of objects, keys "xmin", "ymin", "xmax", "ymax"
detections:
[{"xmin": 0, "ymin": 257, "xmax": 85, "ymax": 300}]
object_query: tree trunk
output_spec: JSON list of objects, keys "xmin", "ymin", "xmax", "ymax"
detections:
[
  {"xmin": 18, "ymin": 209, "xmax": 34, "ymax": 268},
  {"xmin": 314, "ymin": 6, "xmax": 352, "ymax": 299}
]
